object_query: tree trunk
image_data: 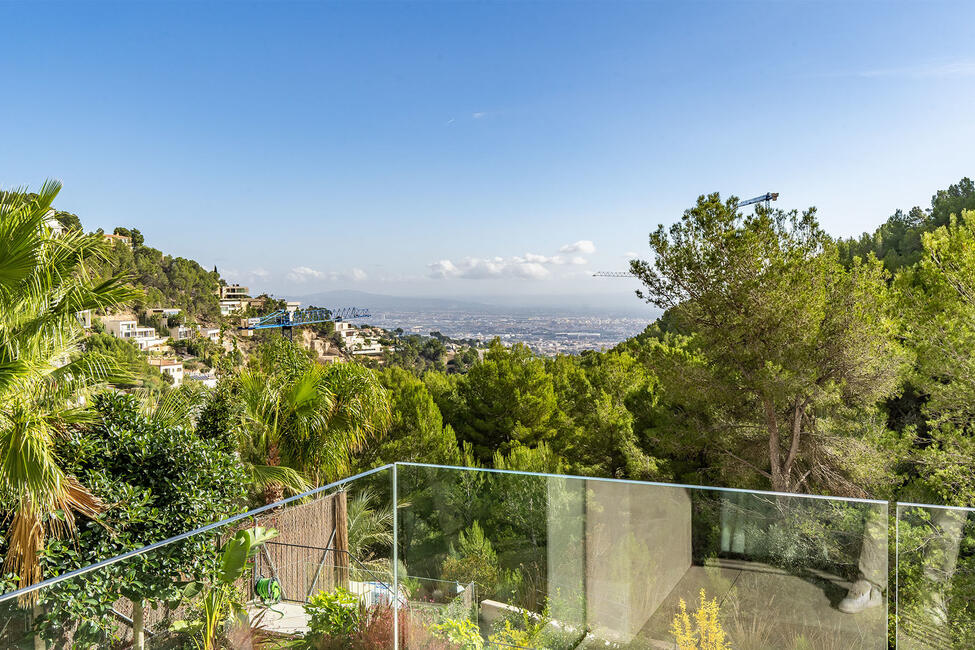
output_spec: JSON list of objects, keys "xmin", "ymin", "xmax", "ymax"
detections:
[
  {"xmin": 263, "ymin": 441, "xmax": 285, "ymax": 505},
  {"xmin": 31, "ymin": 605, "xmax": 46, "ymax": 650},
  {"xmin": 132, "ymin": 598, "xmax": 145, "ymax": 650},
  {"xmin": 762, "ymin": 396, "xmax": 788, "ymax": 492},
  {"xmin": 763, "ymin": 396, "xmax": 808, "ymax": 494},
  {"xmin": 782, "ymin": 400, "xmax": 805, "ymax": 488}
]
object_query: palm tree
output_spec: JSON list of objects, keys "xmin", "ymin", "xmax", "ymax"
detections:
[
  {"xmin": 0, "ymin": 181, "xmax": 137, "ymax": 593},
  {"xmin": 236, "ymin": 366, "xmax": 319, "ymax": 503},
  {"xmin": 236, "ymin": 341, "xmax": 390, "ymax": 503},
  {"xmin": 346, "ymin": 487, "xmax": 394, "ymax": 559}
]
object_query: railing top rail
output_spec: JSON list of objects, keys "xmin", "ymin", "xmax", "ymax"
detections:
[
  {"xmin": 393, "ymin": 462, "xmax": 890, "ymax": 506},
  {"xmin": 896, "ymin": 501, "xmax": 975, "ymax": 512}
]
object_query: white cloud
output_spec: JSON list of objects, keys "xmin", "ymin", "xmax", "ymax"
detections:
[
  {"xmin": 251, "ymin": 267, "xmax": 270, "ymax": 278},
  {"xmin": 288, "ymin": 266, "xmax": 368, "ymax": 283},
  {"xmin": 428, "ymin": 256, "xmax": 550, "ymax": 280},
  {"xmin": 560, "ymin": 240, "xmax": 596, "ymax": 254},
  {"xmin": 429, "ymin": 240, "xmax": 600, "ymax": 280},
  {"xmin": 430, "ymin": 237, "xmax": 605, "ymax": 281},
  {"xmin": 428, "ymin": 260, "xmax": 459, "ymax": 278},
  {"xmin": 623, "ymin": 251, "xmax": 639, "ymax": 258},
  {"xmin": 472, "ymin": 112, "xmax": 486, "ymax": 119},
  {"xmin": 287, "ymin": 266, "xmax": 326, "ymax": 282}
]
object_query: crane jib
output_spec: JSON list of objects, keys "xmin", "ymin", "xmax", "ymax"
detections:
[{"xmin": 238, "ymin": 307, "xmax": 371, "ymax": 331}]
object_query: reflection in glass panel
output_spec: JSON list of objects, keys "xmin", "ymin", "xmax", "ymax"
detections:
[
  {"xmin": 396, "ymin": 465, "xmax": 584, "ymax": 649},
  {"xmin": 896, "ymin": 504, "xmax": 975, "ymax": 649},
  {"xmin": 0, "ymin": 468, "xmax": 394, "ymax": 649},
  {"xmin": 396, "ymin": 464, "xmax": 887, "ymax": 649}
]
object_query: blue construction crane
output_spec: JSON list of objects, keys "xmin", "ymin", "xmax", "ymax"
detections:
[{"xmin": 239, "ymin": 307, "xmax": 371, "ymax": 339}]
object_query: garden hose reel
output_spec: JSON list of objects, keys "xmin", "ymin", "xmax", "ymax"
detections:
[{"xmin": 255, "ymin": 576, "xmax": 282, "ymax": 605}]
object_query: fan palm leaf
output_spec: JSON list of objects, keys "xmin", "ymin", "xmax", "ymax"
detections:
[
  {"xmin": 0, "ymin": 181, "xmax": 138, "ymax": 594},
  {"xmin": 134, "ymin": 382, "xmax": 209, "ymax": 429}
]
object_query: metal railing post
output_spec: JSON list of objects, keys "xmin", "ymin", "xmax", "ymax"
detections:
[{"xmin": 392, "ymin": 463, "xmax": 399, "ymax": 649}]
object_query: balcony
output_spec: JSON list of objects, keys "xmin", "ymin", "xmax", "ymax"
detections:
[{"xmin": 0, "ymin": 464, "xmax": 971, "ymax": 648}]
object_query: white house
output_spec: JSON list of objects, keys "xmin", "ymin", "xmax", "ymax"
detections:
[
  {"xmin": 44, "ymin": 210, "xmax": 64, "ymax": 236},
  {"xmin": 148, "ymin": 358, "xmax": 184, "ymax": 386},
  {"xmin": 217, "ymin": 284, "xmax": 249, "ymax": 300},
  {"xmin": 102, "ymin": 233, "xmax": 132, "ymax": 247},
  {"xmin": 220, "ymin": 299, "xmax": 244, "ymax": 316},
  {"xmin": 187, "ymin": 373, "xmax": 218, "ymax": 389},
  {"xmin": 351, "ymin": 340, "xmax": 384, "ymax": 356},
  {"xmin": 105, "ymin": 319, "xmax": 167, "ymax": 351},
  {"xmin": 334, "ymin": 321, "xmax": 356, "ymax": 340},
  {"xmin": 333, "ymin": 322, "xmax": 383, "ymax": 355},
  {"xmin": 148, "ymin": 307, "xmax": 182, "ymax": 318},
  {"xmin": 104, "ymin": 319, "xmax": 137, "ymax": 338}
]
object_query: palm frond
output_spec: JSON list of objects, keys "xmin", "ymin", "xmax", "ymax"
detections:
[
  {"xmin": 135, "ymin": 383, "xmax": 209, "ymax": 429},
  {"xmin": 247, "ymin": 464, "xmax": 311, "ymax": 495},
  {"xmin": 346, "ymin": 487, "xmax": 394, "ymax": 560},
  {"xmin": 0, "ymin": 179, "xmax": 130, "ymax": 592}
]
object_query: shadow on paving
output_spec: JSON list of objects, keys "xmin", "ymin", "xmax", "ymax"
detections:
[{"xmin": 635, "ymin": 559, "xmax": 886, "ymax": 650}]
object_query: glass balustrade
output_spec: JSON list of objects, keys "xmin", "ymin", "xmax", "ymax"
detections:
[
  {"xmin": 896, "ymin": 503, "xmax": 975, "ymax": 649},
  {"xmin": 13, "ymin": 463, "xmax": 970, "ymax": 649},
  {"xmin": 393, "ymin": 463, "xmax": 888, "ymax": 650}
]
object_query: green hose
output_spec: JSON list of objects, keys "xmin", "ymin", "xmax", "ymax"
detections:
[{"xmin": 254, "ymin": 576, "xmax": 285, "ymax": 617}]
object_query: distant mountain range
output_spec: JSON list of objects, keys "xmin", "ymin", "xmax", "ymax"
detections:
[{"xmin": 288, "ymin": 289, "xmax": 660, "ymax": 318}]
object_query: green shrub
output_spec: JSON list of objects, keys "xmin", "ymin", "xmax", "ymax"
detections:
[
  {"xmin": 305, "ymin": 588, "xmax": 362, "ymax": 642},
  {"xmin": 427, "ymin": 617, "xmax": 483, "ymax": 649},
  {"xmin": 440, "ymin": 522, "xmax": 501, "ymax": 597}
]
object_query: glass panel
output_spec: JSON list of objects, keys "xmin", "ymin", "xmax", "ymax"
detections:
[
  {"xmin": 0, "ymin": 466, "xmax": 394, "ymax": 649},
  {"xmin": 396, "ymin": 464, "xmax": 888, "ymax": 649},
  {"xmin": 896, "ymin": 503, "xmax": 975, "ymax": 649}
]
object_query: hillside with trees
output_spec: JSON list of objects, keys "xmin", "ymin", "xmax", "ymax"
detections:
[
  {"xmin": 89, "ymin": 227, "xmax": 223, "ymax": 320},
  {"xmin": 838, "ymin": 177, "xmax": 975, "ymax": 272}
]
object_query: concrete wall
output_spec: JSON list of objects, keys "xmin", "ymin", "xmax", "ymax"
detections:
[
  {"xmin": 583, "ymin": 480, "xmax": 692, "ymax": 643},
  {"xmin": 545, "ymin": 477, "xmax": 693, "ymax": 643}
]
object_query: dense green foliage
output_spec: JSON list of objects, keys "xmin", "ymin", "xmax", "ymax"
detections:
[
  {"xmin": 839, "ymin": 177, "xmax": 975, "ymax": 272},
  {"xmin": 380, "ymin": 333, "xmax": 448, "ymax": 373},
  {"xmin": 305, "ymin": 587, "xmax": 362, "ymax": 640},
  {"xmin": 39, "ymin": 394, "xmax": 246, "ymax": 644},
  {"xmin": 83, "ymin": 332, "xmax": 168, "ymax": 391},
  {"xmin": 0, "ymin": 181, "xmax": 137, "ymax": 591},
  {"xmin": 630, "ymin": 196, "xmax": 904, "ymax": 494},
  {"xmin": 224, "ymin": 335, "xmax": 392, "ymax": 502},
  {"xmin": 353, "ymin": 367, "xmax": 460, "ymax": 470}
]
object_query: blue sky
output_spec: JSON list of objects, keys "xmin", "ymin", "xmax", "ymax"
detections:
[{"xmin": 2, "ymin": 1, "xmax": 974, "ymax": 305}]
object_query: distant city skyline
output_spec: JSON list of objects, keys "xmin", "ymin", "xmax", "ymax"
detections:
[{"xmin": 2, "ymin": 1, "xmax": 974, "ymax": 302}]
